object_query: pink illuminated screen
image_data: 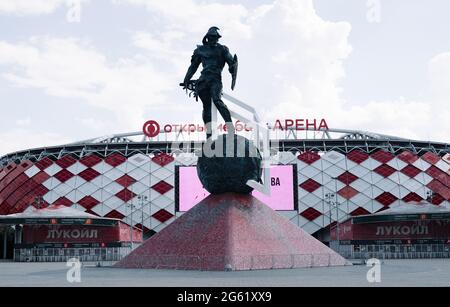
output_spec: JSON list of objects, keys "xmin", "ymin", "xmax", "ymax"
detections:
[{"xmin": 177, "ymin": 165, "xmax": 296, "ymax": 211}]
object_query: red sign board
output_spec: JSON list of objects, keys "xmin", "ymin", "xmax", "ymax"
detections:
[
  {"xmin": 23, "ymin": 223, "xmax": 142, "ymax": 244},
  {"xmin": 332, "ymin": 220, "xmax": 450, "ymax": 241}
]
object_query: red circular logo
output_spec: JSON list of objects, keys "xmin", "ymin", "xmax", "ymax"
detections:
[{"xmin": 143, "ymin": 120, "xmax": 160, "ymax": 138}]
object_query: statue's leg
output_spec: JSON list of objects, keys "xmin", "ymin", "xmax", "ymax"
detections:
[
  {"xmin": 198, "ymin": 89, "xmax": 212, "ymax": 140},
  {"xmin": 211, "ymin": 82, "xmax": 234, "ymax": 135}
]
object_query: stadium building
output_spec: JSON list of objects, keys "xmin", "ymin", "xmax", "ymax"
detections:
[{"xmin": 0, "ymin": 125, "xmax": 449, "ymax": 261}]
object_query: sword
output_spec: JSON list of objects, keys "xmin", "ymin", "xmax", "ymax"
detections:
[{"xmin": 231, "ymin": 54, "xmax": 238, "ymax": 91}]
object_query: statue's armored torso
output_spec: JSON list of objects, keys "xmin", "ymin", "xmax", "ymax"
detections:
[{"xmin": 193, "ymin": 43, "xmax": 231, "ymax": 81}]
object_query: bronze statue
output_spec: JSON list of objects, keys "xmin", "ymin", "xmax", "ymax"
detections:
[{"xmin": 181, "ymin": 27, "xmax": 238, "ymax": 140}]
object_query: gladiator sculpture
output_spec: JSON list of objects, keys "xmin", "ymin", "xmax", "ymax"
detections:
[{"xmin": 181, "ymin": 27, "xmax": 238, "ymax": 140}]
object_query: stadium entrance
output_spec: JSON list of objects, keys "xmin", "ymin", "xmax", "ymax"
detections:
[
  {"xmin": 331, "ymin": 202, "xmax": 450, "ymax": 259},
  {"xmin": 0, "ymin": 205, "xmax": 142, "ymax": 262},
  {"xmin": 0, "ymin": 226, "xmax": 14, "ymax": 260}
]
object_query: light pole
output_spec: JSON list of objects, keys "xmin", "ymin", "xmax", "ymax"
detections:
[
  {"xmin": 137, "ymin": 195, "xmax": 148, "ymax": 242},
  {"xmin": 325, "ymin": 177, "xmax": 340, "ymax": 253},
  {"xmin": 126, "ymin": 200, "xmax": 136, "ymax": 250},
  {"xmin": 325, "ymin": 192, "xmax": 335, "ymax": 245},
  {"xmin": 334, "ymin": 177, "xmax": 340, "ymax": 253},
  {"xmin": 426, "ymin": 190, "xmax": 434, "ymax": 204}
]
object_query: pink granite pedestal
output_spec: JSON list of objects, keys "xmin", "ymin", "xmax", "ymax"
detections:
[{"xmin": 115, "ymin": 193, "xmax": 348, "ymax": 271}]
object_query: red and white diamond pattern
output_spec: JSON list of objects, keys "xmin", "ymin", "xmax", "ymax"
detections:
[
  {"xmin": 6, "ymin": 153, "xmax": 174, "ymax": 236},
  {"xmin": 1, "ymin": 149, "xmax": 449, "ymax": 236},
  {"xmin": 296, "ymin": 150, "xmax": 450, "ymax": 233}
]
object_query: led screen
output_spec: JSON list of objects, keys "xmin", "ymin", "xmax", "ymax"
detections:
[{"xmin": 177, "ymin": 165, "xmax": 296, "ymax": 211}]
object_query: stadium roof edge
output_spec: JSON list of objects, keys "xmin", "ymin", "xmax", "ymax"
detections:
[
  {"xmin": 67, "ymin": 128, "xmax": 411, "ymax": 145},
  {"xmin": 1, "ymin": 134, "xmax": 449, "ymax": 167}
]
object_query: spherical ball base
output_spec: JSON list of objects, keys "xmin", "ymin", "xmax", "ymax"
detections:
[{"xmin": 197, "ymin": 134, "xmax": 262, "ymax": 194}]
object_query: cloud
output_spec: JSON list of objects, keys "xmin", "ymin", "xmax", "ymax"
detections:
[
  {"xmin": 428, "ymin": 52, "xmax": 450, "ymax": 104},
  {"xmin": 0, "ymin": 36, "xmax": 177, "ymax": 132},
  {"xmin": 0, "ymin": 0, "xmax": 90, "ymax": 16},
  {"xmin": 327, "ymin": 53, "xmax": 450, "ymax": 143},
  {"xmin": 119, "ymin": 0, "xmax": 353, "ymax": 123},
  {"xmin": 0, "ymin": 0, "xmax": 449, "ymax": 155},
  {"xmin": 15, "ymin": 117, "xmax": 31, "ymax": 126},
  {"xmin": 114, "ymin": 0, "xmax": 251, "ymax": 38},
  {"xmin": 0, "ymin": 0, "xmax": 63, "ymax": 15},
  {"xmin": 0, "ymin": 128, "xmax": 70, "ymax": 155},
  {"xmin": 233, "ymin": 0, "xmax": 352, "ymax": 118}
]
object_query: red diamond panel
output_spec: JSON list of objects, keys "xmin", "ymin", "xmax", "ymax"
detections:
[
  {"xmin": 444, "ymin": 154, "xmax": 450, "ymax": 164},
  {"xmin": 426, "ymin": 165, "xmax": 443, "ymax": 179},
  {"xmin": 56, "ymin": 155, "xmax": 77, "ymax": 168},
  {"xmin": 35, "ymin": 157, "xmax": 53, "ymax": 170},
  {"xmin": 338, "ymin": 186, "xmax": 359, "ymax": 199},
  {"xmin": 32, "ymin": 185, "xmax": 49, "ymax": 197},
  {"xmin": 297, "ymin": 151, "xmax": 320, "ymax": 165},
  {"xmin": 401, "ymin": 165, "xmax": 421, "ymax": 178},
  {"xmin": 116, "ymin": 188, "xmax": 136, "ymax": 202},
  {"xmin": 0, "ymin": 206, "xmax": 8, "ymax": 215},
  {"xmin": 375, "ymin": 192, "xmax": 398, "ymax": 207},
  {"xmin": 152, "ymin": 209, "xmax": 174, "ymax": 223},
  {"xmin": 300, "ymin": 207, "xmax": 322, "ymax": 221},
  {"xmin": 421, "ymin": 152, "xmax": 440, "ymax": 165},
  {"xmin": 5, "ymin": 178, "xmax": 37, "ymax": 209},
  {"xmin": 151, "ymin": 180, "xmax": 173, "ymax": 195},
  {"xmin": 116, "ymin": 174, "xmax": 136, "ymax": 187},
  {"xmin": 427, "ymin": 179, "xmax": 446, "ymax": 195},
  {"xmin": 78, "ymin": 196, "xmax": 100, "ymax": 210},
  {"xmin": 350, "ymin": 207, "xmax": 370, "ymax": 216},
  {"xmin": 374, "ymin": 164, "xmax": 396, "ymax": 178},
  {"xmin": 337, "ymin": 171, "xmax": 358, "ymax": 185},
  {"xmin": 346, "ymin": 150, "xmax": 369, "ymax": 164},
  {"xmin": 397, "ymin": 150, "xmax": 419, "ymax": 164},
  {"xmin": 426, "ymin": 166, "xmax": 450, "ymax": 185},
  {"xmin": 105, "ymin": 153, "xmax": 126, "ymax": 167},
  {"xmin": 152, "ymin": 153, "xmax": 174, "ymax": 167},
  {"xmin": 430, "ymin": 193, "xmax": 445, "ymax": 205},
  {"xmin": 427, "ymin": 180, "xmax": 450, "ymax": 200},
  {"xmin": 31, "ymin": 171, "xmax": 50, "ymax": 184},
  {"xmin": 105, "ymin": 210, "xmax": 125, "ymax": 219},
  {"xmin": 403, "ymin": 192, "xmax": 423, "ymax": 203},
  {"xmin": 80, "ymin": 154, "xmax": 102, "ymax": 167},
  {"xmin": 135, "ymin": 223, "xmax": 150, "ymax": 233},
  {"xmin": 54, "ymin": 169, "xmax": 75, "ymax": 183},
  {"xmin": 299, "ymin": 179, "xmax": 321, "ymax": 193},
  {"xmin": 53, "ymin": 197, "xmax": 72, "ymax": 207},
  {"xmin": 78, "ymin": 168, "xmax": 100, "ymax": 182},
  {"xmin": 371, "ymin": 150, "xmax": 394, "ymax": 163}
]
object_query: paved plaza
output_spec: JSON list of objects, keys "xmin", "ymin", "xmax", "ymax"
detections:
[{"xmin": 0, "ymin": 259, "xmax": 449, "ymax": 287}]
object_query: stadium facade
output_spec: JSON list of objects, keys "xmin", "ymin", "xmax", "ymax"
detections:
[{"xmin": 0, "ymin": 126, "xmax": 449, "ymax": 260}]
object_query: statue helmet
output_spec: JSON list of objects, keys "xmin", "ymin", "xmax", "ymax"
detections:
[{"xmin": 203, "ymin": 26, "xmax": 222, "ymax": 45}]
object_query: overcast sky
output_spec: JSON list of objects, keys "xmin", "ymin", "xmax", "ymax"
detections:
[{"xmin": 0, "ymin": 0, "xmax": 449, "ymax": 156}]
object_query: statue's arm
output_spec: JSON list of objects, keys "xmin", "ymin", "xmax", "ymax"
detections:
[
  {"xmin": 183, "ymin": 49, "xmax": 201, "ymax": 84},
  {"xmin": 223, "ymin": 46, "xmax": 236, "ymax": 73}
]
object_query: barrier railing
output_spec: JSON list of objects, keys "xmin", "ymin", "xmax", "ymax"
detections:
[
  {"xmin": 349, "ymin": 252, "xmax": 450, "ymax": 260},
  {"xmin": 338, "ymin": 249, "xmax": 450, "ymax": 260},
  {"xmin": 14, "ymin": 247, "xmax": 131, "ymax": 263}
]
